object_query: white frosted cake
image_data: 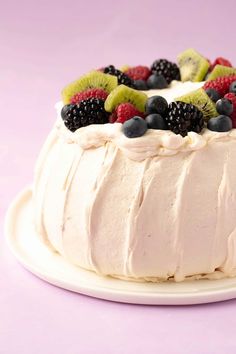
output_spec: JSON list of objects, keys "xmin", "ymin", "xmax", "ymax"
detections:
[{"xmin": 33, "ymin": 49, "xmax": 236, "ymax": 282}]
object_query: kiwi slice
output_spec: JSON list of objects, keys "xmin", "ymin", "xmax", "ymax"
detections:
[
  {"xmin": 62, "ymin": 71, "xmax": 118, "ymax": 104},
  {"xmin": 120, "ymin": 65, "xmax": 130, "ymax": 72},
  {"xmin": 177, "ymin": 48, "xmax": 210, "ymax": 82},
  {"xmin": 176, "ymin": 88, "xmax": 217, "ymax": 121},
  {"xmin": 207, "ymin": 65, "xmax": 236, "ymax": 81},
  {"xmin": 105, "ymin": 84, "xmax": 148, "ymax": 112}
]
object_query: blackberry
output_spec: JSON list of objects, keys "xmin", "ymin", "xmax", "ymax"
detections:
[
  {"xmin": 151, "ymin": 59, "xmax": 180, "ymax": 84},
  {"xmin": 61, "ymin": 98, "xmax": 109, "ymax": 132},
  {"xmin": 165, "ymin": 101, "xmax": 204, "ymax": 137},
  {"xmin": 103, "ymin": 65, "xmax": 134, "ymax": 88}
]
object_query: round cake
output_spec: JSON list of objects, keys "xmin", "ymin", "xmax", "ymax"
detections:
[{"xmin": 33, "ymin": 49, "xmax": 236, "ymax": 282}]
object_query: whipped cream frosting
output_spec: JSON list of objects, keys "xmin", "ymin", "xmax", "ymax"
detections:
[
  {"xmin": 55, "ymin": 119, "xmax": 236, "ymax": 161},
  {"xmin": 33, "ymin": 81, "xmax": 236, "ymax": 282}
]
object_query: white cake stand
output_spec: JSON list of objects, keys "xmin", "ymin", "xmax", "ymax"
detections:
[{"xmin": 5, "ymin": 187, "xmax": 236, "ymax": 305}]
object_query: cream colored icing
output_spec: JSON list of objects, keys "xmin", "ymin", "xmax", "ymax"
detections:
[
  {"xmin": 33, "ymin": 81, "xmax": 236, "ymax": 282},
  {"xmin": 55, "ymin": 120, "xmax": 236, "ymax": 161}
]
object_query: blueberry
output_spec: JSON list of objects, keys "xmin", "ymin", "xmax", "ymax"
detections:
[
  {"xmin": 229, "ymin": 81, "xmax": 236, "ymax": 94},
  {"xmin": 145, "ymin": 95, "xmax": 168, "ymax": 116},
  {"xmin": 146, "ymin": 114, "xmax": 168, "ymax": 130},
  {"xmin": 216, "ymin": 98, "xmax": 233, "ymax": 115},
  {"xmin": 122, "ymin": 116, "xmax": 148, "ymax": 138},
  {"xmin": 61, "ymin": 104, "xmax": 74, "ymax": 120},
  {"xmin": 133, "ymin": 80, "xmax": 148, "ymax": 90},
  {"xmin": 205, "ymin": 88, "xmax": 221, "ymax": 103},
  {"xmin": 147, "ymin": 74, "xmax": 168, "ymax": 89},
  {"xmin": 207, "ymin": 115, "xmax": 232, "ymax": 132}
]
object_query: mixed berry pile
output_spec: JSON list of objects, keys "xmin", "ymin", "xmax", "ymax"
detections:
[{"xmin": 61, "ymin": 49, "xmax": 236, "ymax": 139}]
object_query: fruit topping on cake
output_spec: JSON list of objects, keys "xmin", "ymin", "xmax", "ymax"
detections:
[
  {"xmin": 224, "ymin": 93, "xmax": 236, "ymax": 128},
  {"xmin": 203, "ymin": 75, "xmax": 236, "ymax": 98},
  {"xmin": 145, "ymin": 96, "xmax": 168, "ymax": 116},
  {"xmin": 60, "ymin": 48, "xmax": 236, "ymax": 137},
  {"xmin": 103, "ymin": 65, "xmax": 134, "ymax": 88},
  {"xmin": 122, "ymin": 116, "xmax": 148, "ymax": 138},
  {"xmin": 70, "ymin": 88, "xmax": 108, "ymax": 104},
  {"xmin": 207, "ymin": 115, "xmax": 232, "ymax": 132},
  {"xmin": 145, "ymin": 114, "xmax": 168, "ymax": 130},
  {"xmin": 205, "ymin": 88, "xmax": 221, "ymax": 103},
  {"xmin": 119, "ymin": 65, "xmax": 130, "ymax": 72},
  {"xmin": 210, "ymin": 57, "xmax": 232, "ymax": 71},
  {"xmin": 165, "ymin": 102, "xmax": 204, "ymax": 137},
  {"xmin": 151, "ymin": 59, "xmax": 180, "ymax": 84},
  {"xmin": 216, "ymin": 98, "xmax": 233, "ymax": 116},
  {"xmin": 62, "ymin": 71, "xmax": 117, "ymax": 104},
  {"xmin": 124, "ymin": 66, "xmax": 151, "ymax": 81},
  {"xmin": 176, "ymin": 88, "xmax": 218, "ymax": 121},
  {"xmin": 207, "ymin": 65, "xmax": 236, "ymax": 81},
  {"xmin": 104, "ymin": 84, "xmax": 148, "ymax": 113},
  {"xmin": 177, "ymin": 48, "xmax": 209, "ymax": 82},
  {"xmin": 207, "ymin": 97, "xmax": 234, "ymax": 132},
  {"xmin": 61, "ymin": 98, "xmax": 109, "ymax": 132},
  {"xmin": 147, "ymin": 74, "xmax": 168, "ymax": 89},
  {"xmin": 133, "ymin": 80, "xmax": 148, "ymax": 90},
  {"xmin": 121, "ymin": 95, "xmax": 203, "ymax": 138},
  {"xmin": 229, "ymin": 81, "xmax": 236, "ymax": 94},
  {"xmin": 109, "ymin": 103, "xmax": 144, "ymax": 124}
]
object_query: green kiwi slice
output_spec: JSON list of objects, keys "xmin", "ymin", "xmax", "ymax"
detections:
[
  {"xmin": 207, "ymin": 65, "xmax": 236, "ymax": 81},
  {"xmin": 104, "ymin": 84, "xmax": 148, "ymax": 112},
  {"xmin": 177, "ymin": 48, "xmax": 210, "ymax": 82},
  {"xmin": 62, "ymin": 71, "xmax": 118, "ymax": 104},
  {"xmin": 176, "ymin": 88, "xmax": 217, "ymax": 121}
]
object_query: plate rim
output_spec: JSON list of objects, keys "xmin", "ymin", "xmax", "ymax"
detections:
[{"xmin": 5, "ymin": 186, "xmax": 236, "ymax": 305}]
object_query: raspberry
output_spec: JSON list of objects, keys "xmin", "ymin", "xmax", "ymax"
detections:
[
  {"xmin": 224, "ymin": 93, "xmax": 236, "ymax": 128},
  {"xmin": 70, "ymin": 88, "xmax": 108, "ymax": 104},
  {"xmin": 211, "ymin": 57, "xmax": 232, "ymax": 71},
  {"xmin": 109, "ymin": 112, "xmax": 117, "ymax": 123},
  {"xmin": 203, "ymin": 75, "xmax": 236, "ymax": 97},
  {"xmin": 124, "ymin": 66, "xmax": 151, "ymax": 81},
  {"xmin": 111, "ymin": 103, "xmax": 144, "ymax": 124},
  {"xmin": 61, "ymin": 98, "xmax": 109, "ymax": 132}
]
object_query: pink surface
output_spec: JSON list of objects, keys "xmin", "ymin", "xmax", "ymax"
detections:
[{"xmin": 1, "ymin": 0, "xmax": 236, "ymax": 353}]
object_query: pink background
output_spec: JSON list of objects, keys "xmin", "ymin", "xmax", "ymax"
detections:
[{"xmin": 1, "ymin": 0, "xmax": 236, "ymax": 353}]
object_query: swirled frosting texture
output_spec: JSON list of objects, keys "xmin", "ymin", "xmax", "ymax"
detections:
[
  {"xmin": 33, "ymin": 81, "xmax": 236, "ymax": 282},
  {"xmin": 55, "ymin": 118, "xmax": 236, "ymax": 161}
]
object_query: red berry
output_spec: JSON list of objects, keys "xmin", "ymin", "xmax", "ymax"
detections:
[
  {"xmin": 70, "ymin": 88, "xmax": 108, "ymax": 104},
  {"xmin": 210, "ymin": 57, "xmax": 232, "ymax": 71},
  {"xmin": 224, "ymin": 93, "xmax": 236, "ymax": 128},
  {"xmin": 109, "ymin": 112, "xmax": 117, "ymax": 123},
  {"xmin": 114, "ymin": 103, "xmax": 144, "ymax": 124},
  {"xmin": 124, "ymin": 66, "xmax": 151, "ymax": 81},
  {"xmin": 204, "ymin": 75, "xmax": 236, "ymax": 97}
]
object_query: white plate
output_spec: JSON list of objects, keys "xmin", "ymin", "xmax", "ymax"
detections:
[{"xmin": 5, "ymin": 187, "xmax": 236, "ymax": 305}]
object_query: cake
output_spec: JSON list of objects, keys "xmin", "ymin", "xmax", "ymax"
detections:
[{"xmin": 33, "ymin": 49, "xmax": 236, "ymax": 282}]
